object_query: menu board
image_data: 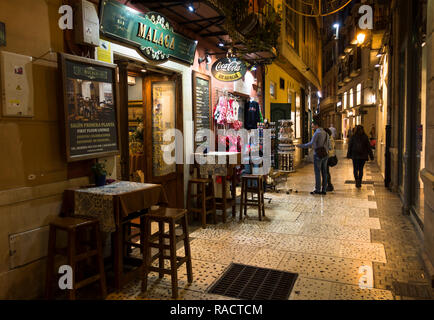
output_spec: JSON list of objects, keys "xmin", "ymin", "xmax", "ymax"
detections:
[
  {"xmin": 193, "ymin": 72, "xmax": 211, "ymax": 148},
  {"xmin": 59, "ymin": 53, "xmax": 120, "ymax": 162}
]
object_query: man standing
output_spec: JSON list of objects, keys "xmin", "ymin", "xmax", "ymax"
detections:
[
  {"xmin": 297, "ymin": 118, "xmax": 330, "ymax": 195},
  {"xmin": 329, "ymin": 124, "xmax": 338, "ymax": 140}
]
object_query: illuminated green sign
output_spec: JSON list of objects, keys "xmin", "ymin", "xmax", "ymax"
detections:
[{"xmin": 99, "ymin": 0, "xmax": 197, "ymax": 64}]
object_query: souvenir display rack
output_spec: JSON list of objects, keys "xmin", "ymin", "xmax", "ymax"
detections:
[{"xmin": 276, "ymin": 120, "xmax": 296, "ymax": 173}]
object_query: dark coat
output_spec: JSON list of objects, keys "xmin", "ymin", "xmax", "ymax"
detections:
[{"xmin": 347, "ymin": 134, "xmax": 374, "ymax": 161}]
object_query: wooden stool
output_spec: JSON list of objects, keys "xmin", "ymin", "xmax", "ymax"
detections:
[
  {"xmin": 187, "ymin": 170, "xmax": 217, "ymax": 228},
  {"xmin": 45, "ymin": 217, "xmax": 107, "ymax": 300},
  {"xmin": 141, "ymin": 207, "xmax": 193, "ymax": 299},
  {"xmin": 240, "ymin": 175, "xmax": 266, "ymax": 221},
  {"xmin": 122, "ymin": 211, "xmax": 146, "ymax": 256}
]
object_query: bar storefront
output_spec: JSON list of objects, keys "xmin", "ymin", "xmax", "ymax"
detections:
[{"xmin": 0, "ymin": 0, "xmax": 276, "ymax": 299}]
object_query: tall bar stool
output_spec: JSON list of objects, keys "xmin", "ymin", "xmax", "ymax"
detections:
[
  {"xmin": 141, "ymin": 207, "xmax": 193, "ymax": 299},
  {"xmin": 240, "ymin": 174, "xmax": 266, "ymax": 221},
  {"xmin": 186, "ymin": 164, "xmax": 216, "ymax": 228},
  {"xmin": 45, "ymin": 217, "xmax": 107, "ymax": 300}
]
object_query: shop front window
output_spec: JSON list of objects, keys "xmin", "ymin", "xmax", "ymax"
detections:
[
  {"xmin": 152, "ymin": 82, "xmax": 176, "ymax": 177},
  {"xmin": 357, "ymin": 83, "xmax": 362, "ymax": 105},
  {"xmin": 343, "ymin": 91, "xmax": 347, "ymax": 109}
]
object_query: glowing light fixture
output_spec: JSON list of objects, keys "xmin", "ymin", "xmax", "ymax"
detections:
[
  {"xmin": 187, "ymin": 3, "xmax": 195, "ymax": 12},
  {"xmin": 333, "ymin": 23, "xmax": 340, "ymax": 39},
  {"xmin": 357, "ymin": 33, "xmax": 366, "ymax": 45}
]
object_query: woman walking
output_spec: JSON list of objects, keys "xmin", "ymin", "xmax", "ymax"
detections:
[
  {"xmin": 324, "ymin": 128, "xmax": 337, "ymax": 192},
  {"xmin": 347, "ymin": 125, "xmax": 374, "ymax": 188}
]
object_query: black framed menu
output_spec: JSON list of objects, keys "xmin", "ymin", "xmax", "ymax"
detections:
[
  {"xmin": 192, "ymin": 71, "xmax": 212, "ymax": 148},
  {"xmin": 59, "ymin": 53, "xmax": 120, "ymax": 162}
]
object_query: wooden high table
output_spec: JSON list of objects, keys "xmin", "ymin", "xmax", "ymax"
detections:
[
  {"xmin": 62, "ymin": 181, "xmax": 168, "ymax": 291},
  {"xmin": 193, "ymin": 152, "xmax": 241, "ymax": 223}
]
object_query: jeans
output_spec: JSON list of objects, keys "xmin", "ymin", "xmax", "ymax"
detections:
[
  {"xmin": 352, "ymin": 159, "xmax": 366, "ymax": 182},
  {"xmin": 327, "ymin": 165, "xmax": 332, "ymax": 188},
  {"xmin": 314, "ymin": 155, "xmax": 328, "ymax": 193}
]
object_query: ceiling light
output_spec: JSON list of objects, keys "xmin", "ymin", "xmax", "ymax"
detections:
[
  {"xmin": 198, "ymin": 54, "xmax": 212, "ymax": 65},
  {"xmin": 187, "ymin": 3, "xmax": 195, "ymax": 12},
  {"xmin": 422, "ymin": 42, "xmax": 426, "ymax": 47},
  {"xmin": 375, "ymin": 64, "xmax": 381, "ymax": 68},
  {"xmin": 206, "ymin": 54, "xmax": 212, "ymax": 65},
  {"xmin": 376, "ymin": 52, "xmax": 382, "ymax": 58},
  {"xmin": 218, "ymin": 42, "xmax": 224, "ymax": 48},
  {"xmin": 140, "ymin": 69, "xmax": 147, "ymax": 73}
]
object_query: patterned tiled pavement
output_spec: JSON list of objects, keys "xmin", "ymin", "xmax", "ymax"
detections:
[{"xmin": 107, "ymin": 143, "xmax": 434, "ymax": 300}]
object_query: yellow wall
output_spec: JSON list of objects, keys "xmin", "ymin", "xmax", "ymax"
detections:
[
  {"xmin": 0, "ymin": 0, "xmax": 89, "ymax": 299},
  {"xmin": 264, "ymin": 62, "xmax": 301, "ymax": 120},
  {"xmin": 0, "ymin": 0, "xmax": 66, "ymax": 190}
]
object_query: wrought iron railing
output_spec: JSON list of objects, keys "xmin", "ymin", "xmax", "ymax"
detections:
[{"xmin": 207, "ymin": 0, "xmax": 282, "ymax": 54}]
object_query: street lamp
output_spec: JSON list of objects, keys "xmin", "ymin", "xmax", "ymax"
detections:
[
  {"xmin": 333, "ymin": 23, "xmax": 340, "ymax": 39},
  {"xmin": 357, "ymin": 33, "xmax": 366, "ymax": 45}
]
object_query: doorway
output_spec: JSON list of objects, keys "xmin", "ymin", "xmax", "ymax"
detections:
[
  {"xmin": 270, "ymin": 103, "xmax": 292, "ymax": 123},
  {"xmin": 118, "ymin": 60, "xmax": 184, "ymax": 208}
]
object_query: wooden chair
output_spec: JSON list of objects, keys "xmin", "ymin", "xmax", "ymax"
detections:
[
  {"xmin": 141, "ymin": 207, "xmax": 193, "ymax": 299},
  {"xmin": 240, "ymin": 175, "xmax": 266, "ymax": 221},
  {"xmin": 186, "ymin": 164, "xmax": 216, "ymax": 228},
  {"xmin": 45, "ymin": 217, "xmax": 107, "ymax": 300}
]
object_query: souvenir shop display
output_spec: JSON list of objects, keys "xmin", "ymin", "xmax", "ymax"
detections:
[
  {"xmin": 212, "ymin": 90, "xmax": 244, "ymax": 198},
  {"xmin": 213, "ymin": 89, "xmax": 244, "ymax": 152},
  {"xmin": 244, "ymin": 98, "xmax": 263, "ymax": 130},
  {"xmin": 276, "ymin": 120, "xmax": 296, "ymax": 173}
]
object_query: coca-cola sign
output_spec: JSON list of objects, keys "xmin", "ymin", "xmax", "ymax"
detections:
[{"xmin": 211, "ymin": 58, "xmax": 247, "ymax": 82}]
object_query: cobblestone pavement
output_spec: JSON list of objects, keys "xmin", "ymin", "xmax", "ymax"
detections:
[{"xmin": 107, "ymin": 143, "xmax": 433, "ymax": 300}]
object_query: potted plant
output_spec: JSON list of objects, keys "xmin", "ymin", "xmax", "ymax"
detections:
[{"xmin": 91, "ymin": 160, "xmax": 108, "ymax": 187}]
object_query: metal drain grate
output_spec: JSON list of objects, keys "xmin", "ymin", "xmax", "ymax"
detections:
[
  {"xmin": 208, "ymin": 263, "xmax": 298, "ymax": 300},
  {"xmin": 392, "ymin": 282, "xmax": 433, "ymax": 299},
  {"xmin": 345, "ymin": 180, "xmax": 374, "ymax": 185}
]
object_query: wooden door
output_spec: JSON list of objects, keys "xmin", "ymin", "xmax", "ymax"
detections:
[{"xmin": 143, "ymin": 74, "xmax": 184, "ymax": 208}]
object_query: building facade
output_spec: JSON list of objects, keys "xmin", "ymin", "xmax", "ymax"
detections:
[
  {"xmin": 320, "ymin": 1, "xmax": 388, "ymax": 142},
  {"xmin": 320, "ymin": 0, "xmax": 434, "ymax": 284},
  {"xmin": 0, "ymin": 0, "xmax": 277, "ymax": 299},
  {"xmin": 265, "ymin": 0, "xmax": 323, "ymax": 166}
]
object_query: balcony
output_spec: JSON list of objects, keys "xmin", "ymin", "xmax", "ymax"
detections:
[
  {"xmin": 207, "ymin": 0, "xmax": 281, "ymax": 63},
  {"xmin": 137, "ymin": 0, "xmax": 280, "ymax": 64},
  {"xmin": 350, "ymin": 47, "xmax": 362, "ymax": 78}
]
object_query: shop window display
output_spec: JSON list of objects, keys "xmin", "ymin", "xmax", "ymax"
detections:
[{"xmin": 152, "ymin": 82, "xmax": 176, "ymax": 177}]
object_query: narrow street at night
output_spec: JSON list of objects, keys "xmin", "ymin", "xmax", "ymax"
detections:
[
  {"xmin": 1, "ymin": 0, "xmax": 434, "ymax": 313},
  {"xmin": 106, "ymin": 143, "xmax": 433, "ymax": 300}
]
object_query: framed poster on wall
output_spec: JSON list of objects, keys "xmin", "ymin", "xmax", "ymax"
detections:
[{"xmin": 59, "ymin": 53, "xmax": 120, "ymax": 162}]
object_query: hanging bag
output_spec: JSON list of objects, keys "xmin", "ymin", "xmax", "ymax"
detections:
[
  {"xmin": 328, "ymin": 155, "xmax": 338, "ymax": 167},
  {"xmin": 315, "ymin": 130, "xmax": 329, "ymax": 159}
]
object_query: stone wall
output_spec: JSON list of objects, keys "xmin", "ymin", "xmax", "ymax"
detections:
[
  {"xmin": 0, "ymin": 0, "xmax": 89, "ymax": 299},
  {"xmin": 421, "ymin": 0, "xmax": 434, "ymax": 285}
]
